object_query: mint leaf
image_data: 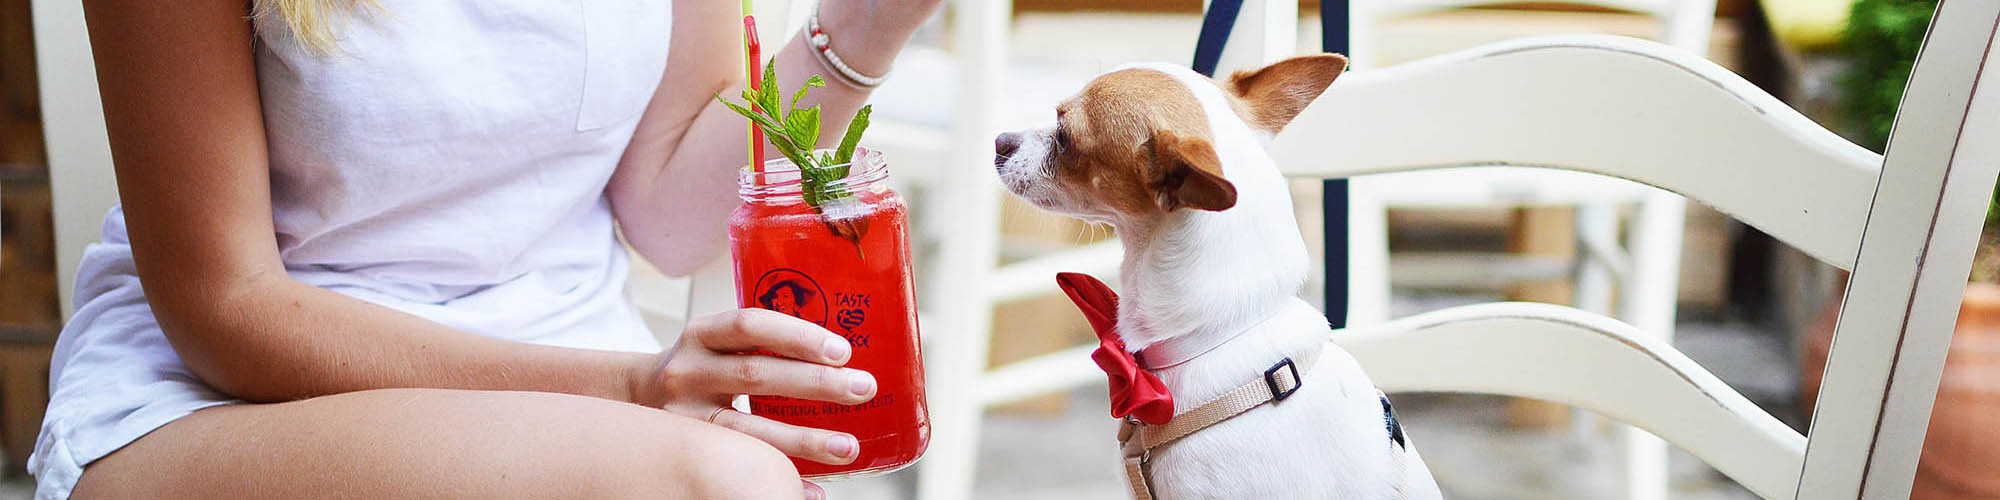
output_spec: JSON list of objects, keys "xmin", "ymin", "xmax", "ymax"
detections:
[
  {"xmin": 785, "ymin": 106, "xmax": 821, "ymax": 153},
  {"xmin": 718, "ymin": 95, "xmax": 786, "ymax": 136},
  {"xmin": 834, "ymin": 105, "xmax": 871, "ymax": 165},
  {"xmin": 717, "ymin": 64, "xmax": 872, "ymax": 246},
  {"xmin": 791, "ymin": 75, "xmax": 826, "ymax": 112},
  {"xmin": 757, "ymin": 60, "xmax": 782, "ymax": 118}
]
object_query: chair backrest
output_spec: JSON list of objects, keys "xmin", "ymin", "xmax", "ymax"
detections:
[
  {"xmin": 1280, "ymin": 34, "xmax": 1880, "ymax": 269},
  {"xmin": 1277, "ymin": 1, "xmax": 2000, "ymax": 497}
]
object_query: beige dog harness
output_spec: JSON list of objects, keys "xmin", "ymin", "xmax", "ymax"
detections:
[
  {"xmin": 1052, "ymin": 272, "xmax": 1409, "ymax": 499},
  {"xmin": 1115, "ymin": 344, "xmax": 1410, "ymax": 500}
]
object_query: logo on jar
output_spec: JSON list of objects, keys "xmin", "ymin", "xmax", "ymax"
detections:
[
  {"xmin": 834, "ymin": 292, "xmax": 871, "ymax": 347},
  {"xmin": 753, "ymin": 269, "xmax": 828, "ymax": 327}
]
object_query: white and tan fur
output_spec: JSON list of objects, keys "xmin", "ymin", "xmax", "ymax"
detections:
[{"xmin": 994, "ymin": 56, "xmax": 1443, "ymax": 499}]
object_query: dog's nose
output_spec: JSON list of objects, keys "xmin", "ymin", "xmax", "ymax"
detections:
[{"xmin": 994, "ymin": 132, "xmax": 1022, "ymax": 171}]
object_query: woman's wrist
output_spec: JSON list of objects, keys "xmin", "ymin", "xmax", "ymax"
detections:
[
  {"xmin": 623, "ymin": 351, "xmax": 669, "ymax": 408},
  {"xmin": 809, "ymin": 0, "xmax": 942, "ymax": 77}
]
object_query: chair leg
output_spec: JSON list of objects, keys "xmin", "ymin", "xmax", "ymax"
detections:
[
  {"xmin": 914, "ymin": 1, "xmax": 1008, "ymax": 498},
  {"xmin": 1346, "ymin": 187, "xmax": 1391, "ymax": 326},
  {"xmin": 1504, "ymin": 207, "xmax": 1578, "ymax": 428},
  {"xmin": 1618, "ymin": 191, "xmax": 1688, "ymax": 500},
  {"xmin": 1622, "ymin": 428, "xmax": 1671, "ymax": 500},
  {"xmin": 1571, "ymin": 201, "xmax": 1623, "ymax": 467},
  {"xmin": 1573, "ymin": 202, "xmax": 1619, "ymax": 316}
]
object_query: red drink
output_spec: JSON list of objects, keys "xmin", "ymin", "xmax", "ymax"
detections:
[{"xmin": 729, "ymin": 150, "xmax": 929, "ymax": 478}]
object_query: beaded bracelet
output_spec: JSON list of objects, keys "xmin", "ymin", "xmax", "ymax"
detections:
[{"xmin": 805, "ymin": 3, "xmax": 889, "ymax": 88}]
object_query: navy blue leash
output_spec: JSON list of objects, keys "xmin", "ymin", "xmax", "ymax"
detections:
[
  {"xmin": 1190, "ymin": 0, "xmax": 1242, "ymax": 77},
  {"xmin": 1190, "ymin": 0, "xmax": 1351, "ymax": 329},
  {"xmin": 1320, "ymin": 2, "xmax": 1351, "ymax": 330}
]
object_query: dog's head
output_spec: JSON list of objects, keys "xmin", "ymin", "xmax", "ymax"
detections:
[{"xmin": 993, "ymin": 54, "xmax": 1346, "ymax": 225}]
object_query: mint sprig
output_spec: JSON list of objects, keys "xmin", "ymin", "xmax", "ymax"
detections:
[
  {"xmin": 718, "ymin": 59, "xmax": 876, "ymax": 246},
  {"xmin": 717, "ymin": 60, "xmax": 874, "ymax": 210}
]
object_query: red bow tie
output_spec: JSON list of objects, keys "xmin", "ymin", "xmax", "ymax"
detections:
[{"xmin": 1056, "ymin": 273, "xmax": 1175, "ymax": 425}]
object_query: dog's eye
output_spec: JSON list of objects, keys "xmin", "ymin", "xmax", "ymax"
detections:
[{"xmin": 1053, "ymin": 127, "xmax": 1073, "ymax": 155}]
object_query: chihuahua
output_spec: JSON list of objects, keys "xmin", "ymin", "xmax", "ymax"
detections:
[{"xmin": 993, "ymin": 55, "xmax": 1443, "ymax": 499}]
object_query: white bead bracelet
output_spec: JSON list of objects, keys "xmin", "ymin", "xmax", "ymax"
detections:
[{"xmin": 805, "ymin": 4, "xmax": 889, "ymax": 88}]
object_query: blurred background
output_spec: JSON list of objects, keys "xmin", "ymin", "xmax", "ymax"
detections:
[{"xmin": 4, "ymin": 0, "xmax": 1995, "ymax": 499}]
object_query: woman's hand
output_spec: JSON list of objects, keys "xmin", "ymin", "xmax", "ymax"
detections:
[
  {"xmin": 612, "ymin": 0, "xmax": 945, "ymax": 274},
  {"xmin": 632, "ymin": 309, "xmax": 878, "ymax": 466}
]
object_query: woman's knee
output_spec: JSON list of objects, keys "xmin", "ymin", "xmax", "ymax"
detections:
[{"xmin": 668, "ymin": 424, "xmax": 803, "ymax": 498}]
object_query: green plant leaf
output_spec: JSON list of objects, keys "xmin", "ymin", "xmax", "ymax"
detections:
[
  {"xmin": 739, "ymin": 88, "xmax": 769, "ymax": 117},
  {"xmin": 791, "ymin": 75, "xmax": 826, "ymax": 112},
  {"xmin": 834, "ymin": 105, "xmax": 872, "ymax": 165},
  {"xmin": 718, "ymin": 67, "xmax": 868, "ymax": 238},
  {"xmin": 758, "ymin": 60, "xmax": 783, "ymax": 118},
  {"xmin": 718, "ymin": 95, "xmax": 784, "ymax": 135},
  {"xmin": 786, "ymin": 106, "xmax": 821, "ymax": 153},
  {"xmin": 716, "ymin": 93, "xmax": 818, "ymax": 176}
]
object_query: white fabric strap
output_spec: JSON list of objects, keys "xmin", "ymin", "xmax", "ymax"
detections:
[{"xmin": 1136, "ymin": 313, "xmax": 1279, "ymax": 370}]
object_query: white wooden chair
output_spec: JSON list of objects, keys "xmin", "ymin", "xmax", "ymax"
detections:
[
  {"xmin": 1346, "ymin": 3, "xmax": 1714, "ymax": 499},
  {"xmin": 927, "ymin": 0, "xmax": 1713, "ymax": 495},
  {"xmin": 1342, "ymin": 0, "xmax": 1713, "ymax": 329},
  {"xmin": 1272, "ymin": 0, "xmax": 1998, "ymax": 495}
]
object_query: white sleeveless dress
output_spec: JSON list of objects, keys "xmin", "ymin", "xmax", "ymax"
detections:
[{"xmin": 30, "ymin": 2, "xmax": 671, "ymax": 497}]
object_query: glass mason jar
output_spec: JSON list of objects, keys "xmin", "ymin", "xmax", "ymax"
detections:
[{"xmin": 729, "ymin": 148, "xmax": 929, "ymax": 478}]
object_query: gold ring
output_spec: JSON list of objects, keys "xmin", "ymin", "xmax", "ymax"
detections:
[{"xmin": 707, "ymin": 407, "xmax": 732, "ymax": 424}]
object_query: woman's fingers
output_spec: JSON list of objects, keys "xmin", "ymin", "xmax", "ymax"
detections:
[
  {"xmin": 803, "ymin": 481, "xmax": 825, "ymax": 500},
  {"xmin": 689, "ymin": 309, "xmax": 851, "ymax": 365},
  {"xmin": 712, "ymin": 410, "xmax": 860, "ymax": 466},
  {"xmin": 693, "ymin": 354, "xmax": 876, "ymax": 405}
]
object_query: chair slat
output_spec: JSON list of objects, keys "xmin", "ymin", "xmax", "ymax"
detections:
[
  {"xmin": 1337, "ymin": 302, "xmax": 1806, "ymax": 499},
  {"xmin": 1276, "ymin": 35, "xmax": 1882, "ymax": 270}
]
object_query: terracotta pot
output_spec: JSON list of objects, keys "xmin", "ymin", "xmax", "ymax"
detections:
[{"xmin": 1802, "ymin": 281, "xmax": 2000, "ymax": 499}]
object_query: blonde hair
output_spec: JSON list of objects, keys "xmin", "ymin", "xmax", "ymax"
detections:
[{"xmin": 252, "ymin": 0, "xmax": 379, "ymax": 53}]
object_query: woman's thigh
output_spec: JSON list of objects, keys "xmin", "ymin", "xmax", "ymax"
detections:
[{"xmin": 72, "ymin": 388, "xmax": 803, "ymax": 499}]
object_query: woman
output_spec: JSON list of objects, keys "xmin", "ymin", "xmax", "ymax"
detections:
[{"xmin": 34, "ymin": 0, "xmax": 939, "ymax": 498}]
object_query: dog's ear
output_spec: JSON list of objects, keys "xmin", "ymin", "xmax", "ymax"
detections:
[
  {"xmin": 1150, "ymin": 130, "xmax": 1236, "ymax": 212},
  {"xmin": 1225, "ymin": 53, "xmax": 1347, "ymax": 133}
]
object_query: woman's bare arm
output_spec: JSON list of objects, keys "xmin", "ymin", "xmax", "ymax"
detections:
[
  {"xmin": 609, "ymin": 0, "xmax": 941, "ymax": 275},
  {"xmin": 85, "ymin": 0, "xmax": 655, "ymax": 404}
]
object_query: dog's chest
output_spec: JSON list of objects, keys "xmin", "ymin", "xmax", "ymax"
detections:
[{"xmin": 1145, "ymin": 346, "xmax": 1405, "ymax": 499}]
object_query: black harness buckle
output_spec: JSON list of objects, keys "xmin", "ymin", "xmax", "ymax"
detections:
[{"xmin": 1264, "ymin": 357, "xmax": 1302, "ymax": 402}]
